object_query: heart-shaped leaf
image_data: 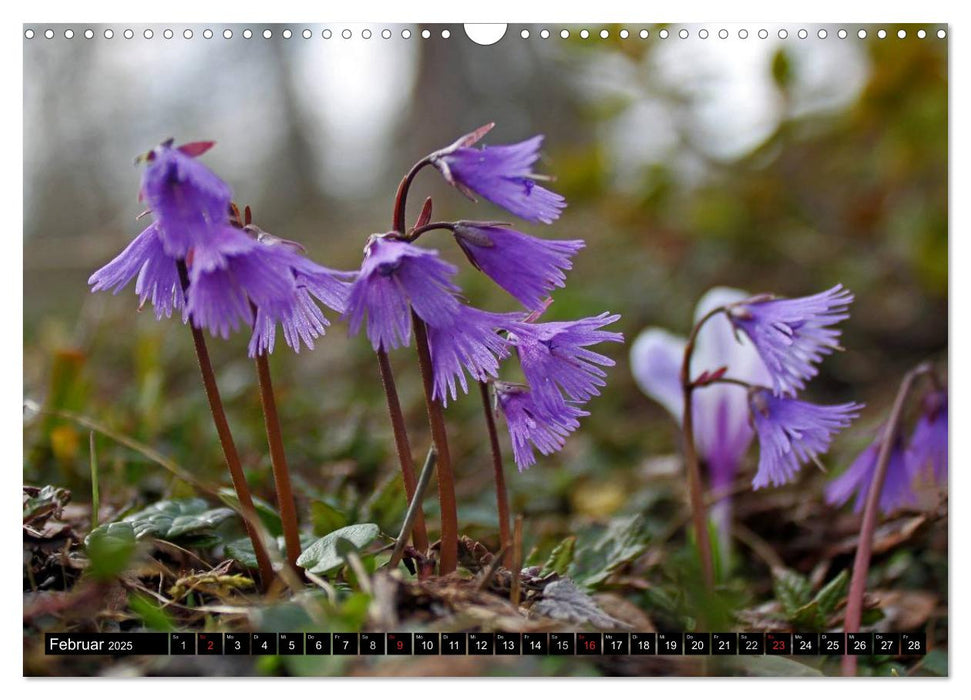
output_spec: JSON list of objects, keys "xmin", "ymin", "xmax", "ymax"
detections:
[
  {"xmin": 225, "ymin": 533, "xmax": 317, "ymax": 570},
  {"xmin": 296, "ymin": 524, "xmax": 380, "ymax": 575},
  {"xmin": 85, "ymin": 521, "xmax": 136, "ymax": 579}
]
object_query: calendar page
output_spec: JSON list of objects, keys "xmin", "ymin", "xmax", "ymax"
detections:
[{"xmin": 22, "ymin": 21, "xmax": 948, "ymax": 679}]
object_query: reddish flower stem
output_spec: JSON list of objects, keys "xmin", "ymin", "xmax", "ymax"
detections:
[
  {"xmin": 176, "ymin": 261, "xmax": 274, "ymax": 591},
  {"xmin": 376, "ymin": 348, "xmax": 429, "ymax": 552},
  {"xmin": 841, "ymin": 362, "xmax": 933, "ymax": 676},
  {"xmin": 479, "ymin": 381, "xmax": 511, "ymax": 567},
  {"xmin": 254, "ymin": 351, "xmax": 302, "ymax": 574},
  {"xmin": 679, "ymin": 306, "xmax": 726, "ymax": 593},
  {"xmin": 411, "ymin": 314, "xmax": 459, "ymax": 574}
]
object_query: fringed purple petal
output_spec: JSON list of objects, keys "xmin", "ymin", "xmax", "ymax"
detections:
[
  {"xmin": 427, "ymin": 307, "xmax": 513, "ymax": 405},
  {"xmin": 826, "ymin": 433, "xmax": 916, "ymax": 514},
  {"xmin": 729, "ymin": 285, "xmax": 853, "ymax": 397},
  {"xmin": 906, "ymin": 390, "xmax": 948, "ymax": 484},
  {"xmin": 495, "ymin": 383, "xmax": 588, "ymax": 471},
  {"xmin": 453, "ymin": 223, "xmax": 584, "ymax": 309},
  {"xmin": 434, "ymin": 136, "xmax": 566, "ymax": 224},
  {"xmin": 749, "ymin": 390, "xmax": 862, "ymax": 489}
]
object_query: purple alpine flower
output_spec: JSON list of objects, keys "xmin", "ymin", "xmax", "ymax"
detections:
[
  {"xmin": 245, "ymin": 231, "xmax": 353, "ymax": 356},
  {"xmin": 88, "ymin": 221, "xmax": 185, "ymax": 321},
  {"xmin": 452, "ymin": 221, "xmax": 584, "ymax": 310},
  {"xmin": 631, "ymin": 288, "xmax": 773, "ymax": 499},
  {"xmin": 186, "ymin": 226, "xmax": 351, "ymax": 354},
  {"xmin": 727, "ymin": 285, "xmax": 853, "ymax": 397},
  {"xmin": 430, "ymin": 124, "xmax": 566, "ymax": 225},
  {"xmin": 825, "ymin": 431, "xmax": 914, "ymax": 514},
  {"xmin": 344, "ymin": 235, "xmax": 461, "ymax": 352},
  {"xmin": 493, "ymin": 382, "xmax": 588, "ymax": 471},
  {"xmin": 906, "ymin": 390, "xmax": 948, "ymax": 484},
  {"xmin": 139, "ymin": 140, "xmax": 233, "ymax": 258},
  {"xmin": 509, "ymin": 312, "xmax": 624, "ymax": 409},
  {"xmin": 748, "ymin": 388, "xmax": 862, "ymax": 489},
  {"xmin": 426, "ymin": 306, "xmax": 514, "ymax": 405}
]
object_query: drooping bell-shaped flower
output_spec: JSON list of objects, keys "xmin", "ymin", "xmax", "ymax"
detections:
[
  {"xmin": 630, "ymin": 288, "xmax": 773, "ymax": 497},
  {"xmin": 344, "ymin": 235, "xmax": 461, "ymax": 352},
  {"xmin": 426, "ymin": 306, "xmax": 514, "ymax": 405},
  {"xmin": 88, "ymin": 222, "xmax": 185, "ymax": 321},
  {"xmin": 825, "ymin": 430, "xmax": 914, "ymax": 514},
  {"xmin": 906, "ymin": 389, "xmax": 948, "ymax": 484},
  {"xmin": 452, "ymin": 221, "xmax": 584, "ymax": 310},
  {"xmin": 749, "ymin": 389, "xmax": 862, "ymax": 489},
  {"xmin": 493, "ymin": 381, "xmax": 588, "ymax": 471},
  {"xmin": 509, "ymin": 311, "xmax": 623, "ymax": 410},
  {"xmin": 726, "ymin": 285, "xmax": 853, "ymax": 397},
  {"xmin": 430, "ymin": 124, "xmax": 566, "ymax": 224},
  {"xmin": 139, "ymin": 140, "xmax": 232, "ymax": 258}
]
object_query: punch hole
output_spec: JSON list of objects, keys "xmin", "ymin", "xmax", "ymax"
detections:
[
  {"xmin": 282, "ymin": 29, "xmax": 292, "ymax": 39},
  {"xmin": 223, "ymin": 29, "xmax": 233, "ymax": 39},
  {"xmin": 104, "ymin": 29, "xmax": 114, "ymax": 39},
  {"xmin": 441, "ymin": 29, "xmax": 450, "ymax": 39},
  {"xmin": 203, "ymin": 29, "xmax": 213, "ymax": 39},
  {"xmin": 540, "ymin": 29, "xmax": 550, "ymax": 39},
  {"xmin": 242, "ymin": 29, "xmax": 252, "ymax": 39},
  {"xmin": 718, "ymin": 29, "xmax": 728, "ymax": 39},
  {"xmin": 560, "ymin": 29, "xmax": 570, "ymax": 39},
  {"xmin": 421, "ymin": 29, "xmax": 431, "ymax": 39},
  {"xmin": 659, "ymin": 29, "xmax": 669, "ymax": 39},
  {"xmin": 44, "ymin": 29, "xmax": 54, "ymax": 39},
  {"xmin": 84, "ymin": 29, "xmax": 94, "ymax": 39},
  {"xmin": 699, "ymin": 29, "xmax": 709, "ymax": 39},
  {"xmin": 679, "ymin": 29, "xmax": 688, "ymax": 39},
  {"xmin": 24, "ymin": 29, "xmax": 34, "ymax": 39},
  {"xmin": 937, "ymin": 29, "xmax": 946, "ymax": 39},
  {"xmin": 917, "ymin": 29, "xmax": 926, "ymax": 39},
  {"xmin": 640, "ymin": 29, "xmax": 649, "ymax": 39},
  {"xmin": 600, "ymin": 29, "xmax": 609, "ymax": 39},
  {"xmin": 739, "ymin": 29, "xmax": 748, "ymax": 39},
  {"xmin": 363, "ymin": 29, "xmax": 373, "ymax": 39},
  {"xmin": 401, "ymin": 29, "xmax": 411, "ymax": 39},
  {"xmin": 619, "ymin": 29, "xmax": 629, "ymax": 39},
  {"xmin": 521, "ymin": 29, "xmax": 530, "ymax": 39},
  {"xmin": 64, "ymin": 29, "xmax": 74, "ymax": 39},
  {"xmin": 144, "ymin": 29, "xmax": 153, "ymax": 39},
  {"xmin": 758, "ymin": 29, "xmax": 768, "ymax": 39},
  {"xmin": 464, "ymin": 24, "xmax": 507, "ymax": 45},
  {"xmin": 798, "ymin": 29, "xmax": 808, "ymax": 39},
  {"xmin": 779, "ymin": 29, "xmax": 788, "ymax": 39},
  {"xmin": 163, "ymin": 29, "xmax": 173, "ymax": 39},
  {"xmin": 580, "ymin": 29, "xmax": 589, "ymax": 39},
  {"xmin": 382, "ymin": 29, "xmax": 392, "ymax": 39},
  {"xmin": 302, "ymin": 29, "xmax": 312, "ymax": 39},
  {"xmin": 838, "ymin": 29, "xmax": 847, "ymax": 39},
  {"xmin": 897, "ymin": 29, "xmax": 906, "ymax": 39},
  {"xmin": 322, "ymin": 29, "xmax": 332, "ymax": 39},
  {"xmin": 817, "ymin": 29, "xmax": 827, "ymax": 39},
  {"xmin": 263, "ymin": 29, "xmax": 272, "ymax": 39},
  {"xmin": 858, "ymin": 29, "xmax": 867, "ymax": 39},
  {"xmin": 343, "ymin": 29, "xmax": 353, "ymax": 39},
  {"xmin": 124, "ymin": 29, "xmax": 134, "ymax": 40},
  {"xmin": 877, "ymin": 29, "xmax": 887, "ymax": 39}
]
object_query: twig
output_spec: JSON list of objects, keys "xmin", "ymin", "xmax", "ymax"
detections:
[
  {"xmin": 842, "ymin": 362, "xmax": 934, "ymax": 676},
  {"xmin": 473, "ymin": 546, "xmax": 509, "ymax": 593},
  {"xmin": 389, "ymin": 447, "xmax": 438, "ymax": 570}
]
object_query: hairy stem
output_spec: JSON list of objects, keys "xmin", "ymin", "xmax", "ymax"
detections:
[
  {"xmin": 479, "ymin": 381, "xmax": 511, "ymax": 567},
  {"xmin": 376, "ymin": 348, "xmax": 429, "ymax": 552},
  {"xmin": 412, "ymin": 314, "xmax": 458, "ymax": 574},
  {"xmin": 678, "ymin": 306, "xmax": 727, "ymax": 593},
  {"xmin": 254, "ymin": 351, "xmax": 302, "ymax": 574},
  {"xmin": 842, "ymin": 362, "xmax": 933, "ymax": 676},
  {"xmin": 177, "ymin": 262, "xmax": 274, "ymax": 591}
]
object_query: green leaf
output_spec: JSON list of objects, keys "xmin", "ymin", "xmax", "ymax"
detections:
[
  {"xmin": 128, "ymin": 592, "xmax": 175, "ymax": 632},
  {"xmin": 540, "ymin": 536, "xmax": 576, "ymax": 577},
  {"xmin": 812, "ymin": 569, "xmax": 849, "ymax": 616},
  {"xmin": 84, "ymin": 522, "xmax": 136, "ymax": 580},
  {"xmin": 217, "ymin": 488, "xmax": 283, "ymax": 538},
  {"xmin": 772, "ymin": 568, "xmax": 813, "ymax": 616},
  {"xmin": 296, "ymin": 524, "xmax": 381, "ymax": 575},
  {"xmin": 310, "ymin": 499, "xmax": 348, "ymax": 536},
  {"xmin": 122, "ymin": 498, "xmax": 235, "ymax": 541},
  {"xmin": 225, "ymin": 533, "xmax": 317, "ymax": 569},
  {"xmin": 569, "ymin": 514, "xmax": 650, "ymax": 589}
]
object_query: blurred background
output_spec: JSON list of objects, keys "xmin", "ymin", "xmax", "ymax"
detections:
[{"xmin": 24, "ymin": 23, "xmax": 947, "ymax": 624}]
